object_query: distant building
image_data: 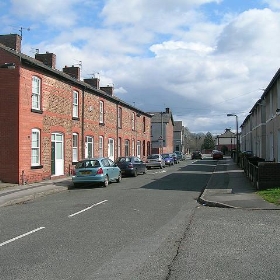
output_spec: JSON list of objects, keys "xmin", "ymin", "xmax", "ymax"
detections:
[
  {"xmin": 215, "ymin": 128, "xmax": 237, "ymax": 153},
  {"xmin": 173, "ymin": 121, "xmax": 184, "ymax": 153},
  {"xmin": 149, "ymin": 108, "xmax": 174, "ymax": 154}
]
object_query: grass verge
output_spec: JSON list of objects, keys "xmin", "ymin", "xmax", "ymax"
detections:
[{"xmin": 257, "ymin": 188, "xmax": 280, "ymax": 205}]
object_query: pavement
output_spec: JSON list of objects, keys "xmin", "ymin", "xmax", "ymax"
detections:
[{"xmin": 0, "ymin": 158, "xmax": 279, "ymax": 209}]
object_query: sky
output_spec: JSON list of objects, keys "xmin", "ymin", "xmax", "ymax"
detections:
[{"xmin": 1, "ymin": 0, "xmax": 280, "ymax": 135}]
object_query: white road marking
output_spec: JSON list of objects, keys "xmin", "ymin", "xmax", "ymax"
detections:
[
  {"xmin": 69, "ymin": 200, "xmax": 108, "ymax": 217},
  {"xmin": 0, "ymin": 227, "xmax": 45, "ymax": 247}
]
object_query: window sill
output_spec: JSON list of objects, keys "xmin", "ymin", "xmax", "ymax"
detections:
[
  {"xmin": 31, "ymin": 165, "xmax": 43, "ymax": 169},
  {"xmin": 31, "ymin": 109, "xmax": 43, "ymax": 114}
]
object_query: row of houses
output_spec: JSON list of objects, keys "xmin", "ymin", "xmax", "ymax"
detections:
[
  {"xmin": 0, "ymin": 34, "xmax": 185, "ymax": 184},
  {"xmin": 241, "ymin": 68, "xmax": 280, "ymax": 162}
]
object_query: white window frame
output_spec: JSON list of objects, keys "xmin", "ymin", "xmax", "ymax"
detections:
[
  {"xmin": 99, "ymin": 101, "xmax": 104, "ymax": 123},
  {"xmin": 31, "ymin": 129, "xmax": 40, "ymax": 166},
  {"xmin": 99, "ymin": 136, "xmax": 104, "ymax": 157},
  {"xmin": 32, "ymin": 76, "xmax": 41, "ymax": 110},
  {"xmin": 72, "ymin": 133, "xmax": 78, "ymax": 162},
  {"xmin": 73, "ymin": 90, "xmax": 78, "ymax": 118}
]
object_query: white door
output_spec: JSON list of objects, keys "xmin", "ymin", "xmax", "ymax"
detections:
[
  {"xmin": 277, "ymin": 130, "xmax": 280, "ymax": 162},
  {"xmin": 51, "ymin": 133, "xmax": 64, "ymax": 176},
  {"xmin": 108, "ymin": 138, "xmax": 114, "ymax": 160}
]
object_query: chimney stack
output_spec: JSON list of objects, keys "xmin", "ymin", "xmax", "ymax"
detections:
[
  {"xmin": 100, "ymin": 85, "xmax": 114, "ymax": 96},
  {"xmin": 84, "ymin": 78, "xmax": 100, "ymax": 89},
  {"xmin": 63, "ymin": 65, "xmax": 80, "ymax": 80},
  {"xmin": 35, "ymin": 52, "xmax": 56, "ymax": 69},
  {"xmin": 0, "ymin": 34, "xmax": 22, "ymax": 52}
]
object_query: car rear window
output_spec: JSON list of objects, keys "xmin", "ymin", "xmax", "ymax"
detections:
[
  {"xmin": 147, "ymin": 155, "xmax": 159, "ymax": 159},
  {"xmin": 117, "ymin": 157, "xmax": 131, "ymax": 162},
  {"xmin": 76, "ymin": 160, "xmax": 100, "ymax": 168}
]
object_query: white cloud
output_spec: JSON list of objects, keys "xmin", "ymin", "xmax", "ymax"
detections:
[
  {"xmin": 262, "ymin": 0, "xmax": 280, "ymax": 10},
  {"xmin": 2, "ymin": 0, "xmax": 280, "ymax": 134},
  {"xmin": 10, "ymin": 0, "xmax": 79, "ymax": 28}
]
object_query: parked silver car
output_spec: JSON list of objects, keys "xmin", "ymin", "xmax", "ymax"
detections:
[{"xmin": 146, "ymin": 154, "xmax": 165, "ymax": 169}]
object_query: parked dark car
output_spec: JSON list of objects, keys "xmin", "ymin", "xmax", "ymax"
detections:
[
  {"xmin": 161, "ymin": 153, "xmax": 175, "ymax": 166},
  {"xmin": 171, "ymin": 153, "xmax": 179, "ymax": 164},
  {"xmin": 115, "ymin": 156, "xmax": 147, "ymax": 177},
  {"xmin": 174, "ymin": 151, "xmax": 185, "ymax": 161},
  {"xmin": 146, "ymin": 154, "xmax": 165, "ymax": 169},
  {"xmin": 212, "ymin": 150, "xmax": 223, "ymax": 160},
  {"xmin": 72, "ymin": 157, "xmax": 122, "ymax": 187},
  {"xmin": 191, "ymin": 151, "xmax": 202, "ymax": 160}
]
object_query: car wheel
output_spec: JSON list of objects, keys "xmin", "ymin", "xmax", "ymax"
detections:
[
  {"xmin": 117, "ymin": 172, "xmax": 122, "ymax": 183},
  {"xmin": 133, "ymin": 169, "xmax": 138, "ymax": 177},
  {"xmin": 103, "ymin": 175, "xmax": 109, "ymax": 187}
]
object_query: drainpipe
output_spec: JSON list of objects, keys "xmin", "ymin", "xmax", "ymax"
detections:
[
  {"xmin": 116, "ymin": 102, "xmax": 119, "ymax": 159},
  {"xmin": 81, "ymin": 87, "xmax": 85, "ymax": 159}
]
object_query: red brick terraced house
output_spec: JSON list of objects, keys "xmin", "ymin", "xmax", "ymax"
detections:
[{"xmin": 0, "ymin": 34, "xmax": 152, "ymax": 184}]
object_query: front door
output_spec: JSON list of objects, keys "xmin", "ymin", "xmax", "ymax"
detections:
[
  {"xmin": 51, "ymin": 133, "xmax": 64, "ymax": 176},
  {"xmin": 108, "ymin": 138, "xmax": 114, "ymax": 160}
]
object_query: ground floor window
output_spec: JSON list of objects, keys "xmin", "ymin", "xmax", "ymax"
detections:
[{"xmin": 31, "ymin": 129, "xmax": 40, "ymax": 166}]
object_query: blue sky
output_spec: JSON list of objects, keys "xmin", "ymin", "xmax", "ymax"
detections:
[{"xmin": 1, "ymin": 0, "xmax": 280, "ymax": 134}]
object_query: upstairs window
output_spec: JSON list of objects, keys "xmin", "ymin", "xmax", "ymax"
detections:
[
  {"xmin": 32, "ymin": 76, "xmax": 41, "ymax": 110},
  {"xmin": 99, "ymin": 101, "xmax": 104, "ymax": 123},
  {"xmin": 73, "ymin": 91, "xmax": 78, "ymax": 118}
]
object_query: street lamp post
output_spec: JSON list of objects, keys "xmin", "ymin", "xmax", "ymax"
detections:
[{"xmin": 227, "ymin": 114, "xmax": 239, "ymax": 163}]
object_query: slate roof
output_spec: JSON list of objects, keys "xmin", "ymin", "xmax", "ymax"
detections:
[{"xmin": 0, "ymin": 43, "xmax": 151, "ymax": 117}]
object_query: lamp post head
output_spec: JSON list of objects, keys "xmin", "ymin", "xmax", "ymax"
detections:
[{"xmin": 227, "ymin": 113, "xmax": 236, "ymax": 117}]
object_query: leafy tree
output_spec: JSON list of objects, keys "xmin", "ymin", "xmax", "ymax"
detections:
[{"xmin": 202, "ymin": 132, "xmax": 215, "ymax": 150}]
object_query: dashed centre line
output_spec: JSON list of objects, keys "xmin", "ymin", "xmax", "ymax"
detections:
[
  {"xmin": 0, "ymin": 227, "xmax": 45, "ymax": 247},
  {"xmin": 68, "ymin": 200, "xmax": 108, "ymax": 217}
]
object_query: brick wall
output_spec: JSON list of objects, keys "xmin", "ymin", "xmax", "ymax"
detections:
[
  {"xmin": 0, "ymin": 57, "xmax": 20, "ymax": 183},
  {"xmin": 0, "ymin": 59, "xmax": 151, "ymax": 183},
  {"xmin": 164, "ymin": 120, "xmax": 174, "ymax": 153},
  {"xmin": 258, "ymin": 162, "xmax": 280, "ymax": 189}
]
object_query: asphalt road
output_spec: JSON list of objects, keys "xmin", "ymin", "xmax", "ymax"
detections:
[{"xmin": 0, "ymin": 158, "xmax": 279, "ymax": 280}]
